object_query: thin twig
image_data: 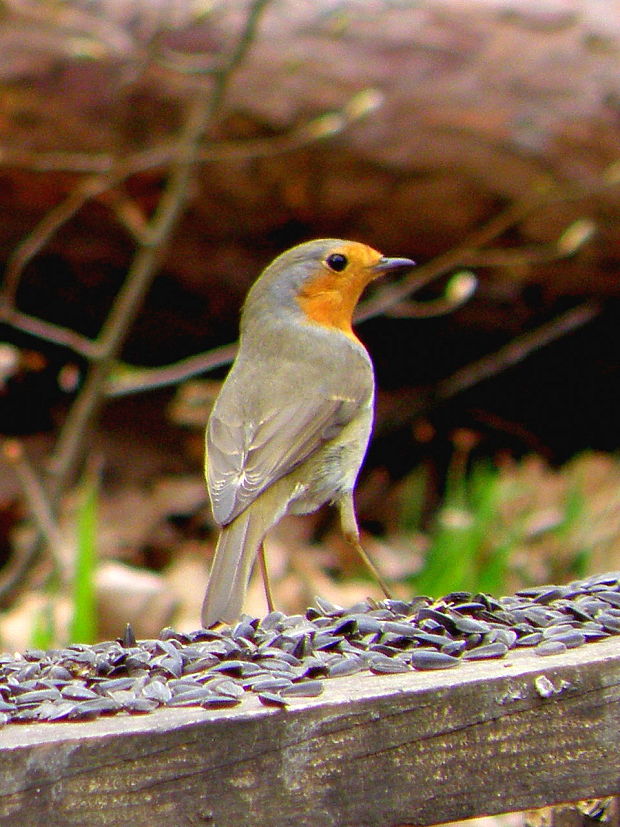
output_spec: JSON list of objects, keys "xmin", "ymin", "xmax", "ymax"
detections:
[
  {"xmin": 357, "ymin": 178, "xmax": 605, "ymax": 325},
  {"xmin": 0, "ymin": 0, "xmax": 277, "ymax": 605},
  {"xmin": 46, "ymin": 0, "xmax": 272, "ymax": 499},
  {"xmin": 383, "ymin": 267, "xmax": 478, "ymax": 321},
  {"xmin": 107, "ymin": 342, "xmax": 238, "ymax": 397},
  {"xmin": 0, "ymin": 110, "xmax": 363, "ymax": 176},
  {"xmin": 2, "ymin": 440, "xmax": 70, "ymax": 580},
  {"xmin": 436, "ymin": 302, "xmax": 601, "ymax": 402},
  {"xmin": 102, "ymin": 188, "xmax": 594, "ymax": 397},
  {"xmin": 0, "ymin": 0, "xmax": 274, "ymax": 604},
  {"xmin": 0, "ymin": 307, "xmax": 98, "ymax": 358},
  {"xmin": 354, "ymin": 190, "xmax": 551, "ymax": 325},
  {"xmin": 1, "ymin": 96, "xmax": 379, "ymax": 364},
  {"xmin": 2, "ymin": 177, "xmax": 115, "ymax": 307},
  {"xmin": 44, "ymin": 102, "xmax": 207, "ymax": 496}
]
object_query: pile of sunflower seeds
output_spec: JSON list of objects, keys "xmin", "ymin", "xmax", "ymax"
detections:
[{"xmin": 1, "ymin": 571, "xmax": 620, "ymax": 725}]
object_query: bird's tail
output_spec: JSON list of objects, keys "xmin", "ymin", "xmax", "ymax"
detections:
[{"xmin": 201, "ymin": 499, "xmax": 278, "ymax": 628}]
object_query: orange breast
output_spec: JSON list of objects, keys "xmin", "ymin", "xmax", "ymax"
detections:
[{"xmin": 296, "ymin": 270, "xmax": 366, "ymax": 343}]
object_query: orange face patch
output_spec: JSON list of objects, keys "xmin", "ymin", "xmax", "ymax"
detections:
[{"xmin": 296, "ymin": 242, "xmax": 384, "ymax": 341}]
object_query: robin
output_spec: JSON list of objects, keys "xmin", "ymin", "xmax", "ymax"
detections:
[{"xmin": 201, "ymin": 239, "xmax": 415, "ymax": 627}]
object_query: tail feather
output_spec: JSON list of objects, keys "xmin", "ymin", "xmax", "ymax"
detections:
[{"xmin": 201, "ymin": 502, "xmax": 274, "ymax": 627}]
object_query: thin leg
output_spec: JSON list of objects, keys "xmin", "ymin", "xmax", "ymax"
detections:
[
  {"xmin": 338, "ymin": 494, "xmax": 393, "ymax": 599},
  {"xmin": 257, "ymin": 541, "xmax": 275, "ymax": 613}
]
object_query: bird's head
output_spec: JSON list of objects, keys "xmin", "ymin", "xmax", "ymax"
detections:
[{"xmin": 243, "ymin": 239, "xmax": 415, "ymax": 341}]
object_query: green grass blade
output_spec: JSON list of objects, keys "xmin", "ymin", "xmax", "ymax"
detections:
[
  {"xmin": 398, "ymin": 464, "xmax": 428, "ymax": 532},
  {"xmin": 409, "ymin": 460, "xmax": 516, "ymax": 597},
  {"xmin": 30, "ymin": 602, "xmax": 56, "ymax": 650},
  {"xmin": 413, "ymin": 504, "xmax": 478, "ymax": 596},
  {"xmin": 69, "ymin": 468, "xmax": 99, "ymax": 644}
]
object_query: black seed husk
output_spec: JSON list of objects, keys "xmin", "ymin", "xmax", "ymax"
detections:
[{"xmin": 1, "ymin": 571, "xmax": 620, "ymax": 724}]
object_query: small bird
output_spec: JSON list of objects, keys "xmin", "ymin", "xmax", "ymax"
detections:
[{"xmin": 202, "ymin": 239, "xmax": 415, "ymax": 627}]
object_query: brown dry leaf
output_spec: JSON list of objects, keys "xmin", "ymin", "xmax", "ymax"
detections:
[{"xmin": 498, "ymin": 452, "xmax": 620, "ymax": 588}]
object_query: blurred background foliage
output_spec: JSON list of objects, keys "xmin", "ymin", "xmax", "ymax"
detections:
[{"xmin": 0, "ymin": 0, "xmax": 619, "ymax": 650}]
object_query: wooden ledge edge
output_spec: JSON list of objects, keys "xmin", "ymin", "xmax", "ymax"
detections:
[{"xmin": 0, "ymin": 636, "xmax": 618, "ymax": 826}]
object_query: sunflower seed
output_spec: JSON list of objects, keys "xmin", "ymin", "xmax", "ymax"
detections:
[
  {"xmin": 281, "ymin": 681, "xmax": 324, "ymax": 698},
  {"xmin": 258, "ymin": 692, "xmax": 289, "ymax": 707},
  {"xmin": 462, "ymin": 642, "xmax": 508, "ymax": 660},
  {"xmin": 410, "ymin": 650, "xmax": 460, "ymax": 670},
  {"xmin": 535, "ymin": 640, "xmax": 568, "ymax": 656}
]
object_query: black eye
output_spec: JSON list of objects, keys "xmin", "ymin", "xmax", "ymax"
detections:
[{"xmin": 325, "ymin": 253, "xmax": 348, "ymax": 272}]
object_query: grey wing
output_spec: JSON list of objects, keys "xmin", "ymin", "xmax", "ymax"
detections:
[{"xmin": 206, "ymin": 391, "xmax": 365, "ymax": 526}]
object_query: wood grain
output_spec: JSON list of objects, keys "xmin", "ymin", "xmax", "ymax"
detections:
[{"xmin": 1, "ymin": 637, "xmax": 619, "ymax": 826}]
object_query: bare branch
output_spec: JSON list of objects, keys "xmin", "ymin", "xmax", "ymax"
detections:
[
  {"xmin": 107, "ymin": 343, "xmax": 238, "ymax": 398},
  {"xmin": 46, "ymin": 0, "xmax": 273, "ymax": 498},
  {"xmin": 436, "ymin": 302, "xmax": 601, "ymax": 402},
  {"xmin": 0, "ymin": 306, "xmax": 98, "ymax": 358},
  {"xmin": 1, "ymin": 439, "xmax": 70, "ymax": 581},
  {"xmin": 0, "ymin": 1, "xmax": 274, "ymax": 605},
  {"xmin": 2, "ymin": 177, "xmax": 114, "ymax": 307},
  {"xmin": 103, "ymin": 177, "xmax": 603, "ymax": 398},
  {"xmin": 0, "ymin": 85, "xmax": 384, "ymax": 178},
  {"xmin": 386, "ymin": 271, "xmax": 478, "ymax": 319}
]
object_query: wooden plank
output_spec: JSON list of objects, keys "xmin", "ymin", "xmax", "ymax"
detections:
[{"xmin": 0, "ymin": 636, "xmax": 619, "ymax": 827}]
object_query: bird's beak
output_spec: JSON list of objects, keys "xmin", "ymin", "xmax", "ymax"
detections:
[{"xmin": 371, "ymin": 256, "xmax": 416, "ymax": 275}]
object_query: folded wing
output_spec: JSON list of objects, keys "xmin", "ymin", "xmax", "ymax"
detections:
[{"xmin": 207, "ymin": 391, "xmax": 364, "ymax": 525}]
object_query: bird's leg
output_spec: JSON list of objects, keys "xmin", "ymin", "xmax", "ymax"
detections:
[
  {"xmin": 338, "ymin": 494, "xmax": 393, "ymax": 599},
  {"xmin": 257, "ymin": 541, "xmax": 276, "ymax": 613}
]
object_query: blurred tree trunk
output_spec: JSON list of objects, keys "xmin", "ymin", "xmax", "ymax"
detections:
[{"xmin": 0, "ymin": 0, "xmax": 617, "ymax": 301}]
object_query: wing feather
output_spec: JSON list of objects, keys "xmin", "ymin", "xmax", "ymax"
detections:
[{"xmin": 207, "ymin": 390, "xmax": 366, "ymax": 525}]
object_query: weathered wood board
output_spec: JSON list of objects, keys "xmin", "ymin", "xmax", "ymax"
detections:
[{"xmin": 0, "ymin": 637, "xmax": 619, "ymax": 826}]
